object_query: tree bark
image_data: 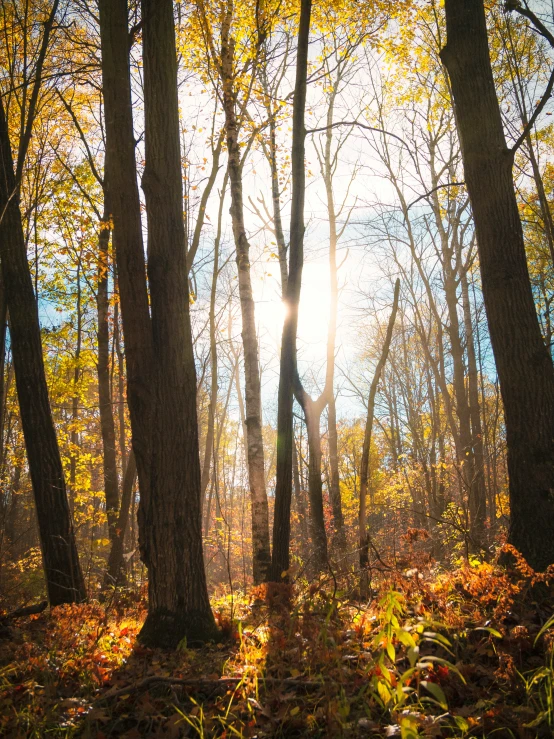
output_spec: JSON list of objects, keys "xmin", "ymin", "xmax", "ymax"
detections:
[
  {"xmin": 0, "ymin": 272, "xmax": 6, "ymax": 438},
  {"xmin": 441, "ymin": 0, "xmax": 554, "ymax": 570},
  {"xmin": 319, "ymin": 84, "xmax": 346, "ymax": 555},
  {"xmin": 441, "ymin": 241, "xmax": 481, "ymax": 539},
  {"xmin": 270, "ymin": 0, "xmax": 312, "ymax": 582},
  {"xmin": 139, "ymin": 0, "xmax": 216, "ymax": 646},
  {"xmin": 327, "ymin": 396, "xmax": 346, "ymax": 552},
  {"xmin": 218, "ymin": 6, "xmax": 271, "ymax": 584},
  {"xmin": 69, "ymin": 261, "xmax": 82, "ymax": 516},
  {"xmin": 99, "ymin": 0, "xmax": 153, "ymax": 518},
  {"xmin": 114, "ymin": 296, "xmax": 127, "ymax": 477},
  {"xmin": 296, "ymin": 396, "xmax": 328, "ymax": 569},
  {"xmin": 264, "ymin": 87, "xmax": 332, "ymax": 568},
  {"xmin": 0, "ymin": 97, "xmax": 85, "ymax": 606},
  {"xmin": 504, "ymin": 10, "xmax": 554, "ymax": 265},
  {"xmin": 461, "ymin": 266, "xmax": 488, "ymax": 537},
  {"xmin": 6, "ymin": 462, "xmax": 22, "ymax": 560},
  {"xmin": 201, "ymin": 175, "xmax": 227, "ymax": 506},
  {"xmin": 106, "ymin": 449, "xmax": 137, "ymax": 587},
  {"xmin": 96, "ymin": 199, "xmax": 119, "ymax": 542},
  {"xmin": 292, "ymin": 435, "xmax": 309, "ymax": 560},
  {"xmin": 359, "ymin": 279, "xmax": 400, "ymax": 594}
]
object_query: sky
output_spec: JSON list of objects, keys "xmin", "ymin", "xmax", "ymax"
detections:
[{"xmin": 29, "ymin": 9, "xmax": 508, "ymax": 435}]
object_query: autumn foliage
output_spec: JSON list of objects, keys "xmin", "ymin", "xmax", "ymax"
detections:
[{"xmin": 1, "ymin": 553, "xmax": 553, "ymax": 737}]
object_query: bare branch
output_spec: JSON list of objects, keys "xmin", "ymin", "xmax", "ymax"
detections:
[{"xmin": 407, "ymin": 181, "xmax": 465, "ymax": 210}]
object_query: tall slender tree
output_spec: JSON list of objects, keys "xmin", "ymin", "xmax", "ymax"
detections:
[
  {"xmin": 441, "ymin": 0, "xmax": 554, "ymax": 570},
  {"xmin": 0, "ymin": 97, "xmax": 85, "ymax": 607},
  {"xmin": 0, "ymin": 0, "xmax": 85, "ymax": 606},
  {"xmin": 359, "ymin": 279, "xmax": 399, "ymax": 594},
  {"xmin": 270, "ymin": 0, "xmax": 312, "ymax": 581},
  {"xmin": 98, "ymin": 0, "xmax": 153, "ymax": 519},
  {"xmin": 195, "ymin": 0, "xmax": 272, "ymax": 584}
]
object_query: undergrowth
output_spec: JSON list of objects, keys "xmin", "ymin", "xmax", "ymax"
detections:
[{"xmin": 1, "ymin": 551, "xmax": 553, "ymax": 737}]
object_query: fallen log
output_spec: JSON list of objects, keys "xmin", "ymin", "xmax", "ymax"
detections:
[
  {"xmin": 6, "ymin": 601, "xmax": 48, "ymax": 619},
  {"xmin": 0, "ymin": 600, "xmax": 48, "ymax": 639}
]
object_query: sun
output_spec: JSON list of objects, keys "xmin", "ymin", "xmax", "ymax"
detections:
[{"xmin": 254, "ymin": 260, "xmax": 332, "ymax": 360}]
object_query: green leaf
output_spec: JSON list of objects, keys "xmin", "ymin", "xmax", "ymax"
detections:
[
  {"xmin": 400, "ymin": 715, "xmax": 420, "ymax": 739},
  {"xmin": 177, "ymin": 636, "xmax": 188, "ymax": 651},
  {"xmin": 398, "ymin": 630, "xmax": 417, "ymax": 648},
  {"xmin": 420, "ymin": 680, "xmax": 448, "ymax": 710},
  {"xmin": 474, "ymin": 626, "xmax": 502, "ymax": 639},
  {"xmin": 407, "ymin": 645, "xmax": 420, "ymax": 667},
  {"xmin": 454, "ymin": 715, "xmax": 470, "ymax": 732},
  {"xmin": 398, "ymin": 666, "xmax": 418, "ymax": 684},
  {"xmin": 377, "ymin": 680, "xmax": 391, "ymax": 705},
  {"xmin": 380, "ymin": 662, "xmax": 393, "ymax": 685},
  {"xmin": 534, "ymin": 614, "xmax": 554, "ymax": 646}
]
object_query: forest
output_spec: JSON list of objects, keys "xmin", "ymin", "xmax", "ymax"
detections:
[{"xmin": 1, "ymin": 0, "xmax": 554, "ymax": 736}]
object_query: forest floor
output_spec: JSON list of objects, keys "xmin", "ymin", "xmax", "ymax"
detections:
[{"xmin": 1, "ymin": 549, "xmax": 554, "ymax": 738}]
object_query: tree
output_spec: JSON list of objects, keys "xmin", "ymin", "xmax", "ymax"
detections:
[
  {"xmin": 270, "ymin": 0, "xmax": 312, "ymax": 581},
  {"xmin": 441, "ymin": 0, "xmax": 554, "ymax": 570},
  {"xmin": 138, "ymin": 0, "xmax": 217, "ymax": 646},
  {"xmin": 98, "ymin": 0, "xmax": 153, "ymax": 527},
  {"xmin": 0, "ymin": 0, "xmax": 86, "ymax": 606},
  {"xmin": 99, "ymin": 0, "xmax": 216, "ymax": 646},
  {"xmin": 193, "ymin": 0, "xmax": 272, "ymax": 584},
  {"xmin": 359, "ymin": 279, "xmax": 399, "ymax": 594}
]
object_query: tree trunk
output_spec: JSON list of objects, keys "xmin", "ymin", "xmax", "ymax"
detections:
[
  {"xmin": 96, "ymin": 199, "xmax": 119, "ymax": 542},
  {"xmin": 6, "ymin": 462, "xmax": 22, "ymax": 560},
  {"xmin": 319, "ymin": 73, "xmax": 347, "ymax": 556},
  {"xmin": 69, "ymin": 261, "xmax": 82, "ymax": 516},
  {"xmin": 327, "ymin": 396, "xmax": 346, "ymax": 553},
  {"xmin": 461, "ymin": 267, "xmax": 488, "ymax": 537},
  {"xmin": 0, "ymin": 272, "xmax": 6, "ymax": 438},
  {"xmin": 201, "ymin": 175, "xmax": 227, "ymax": 505},
  {"xmin": 0, "ymin": 97, "xmax": 85, "ymax": 606},
  {"xmin": 99, "ymin": 0, "xmax": 153, "ymax": 517},
  {"xmin": 292, "ymin": 436, "xmax": 309, "ymax": 560},
  {"xmin": 106, "ymin": 449, "xmax": 137, "ymax": 587},
  {"xmin": 270, "ymin": 0, "xmax": 312, "ymax": 581},
  {"xmin": 442, "ymin": 254, "xmax": 481, "ymax": 540},
  {"xmin": 359, "ymin": 280, "xmax": 400, "ymax": 594},
  {"xmin": 441, "ymin": 0, "xmax": 554, "ymax": 570},
  {"xmin": 139, "ymin": 0, "xmax": 216, "ymax": 646},
  {"xmin": 503, "ymin": 20, "xmax": 554, "ymax": 265},
  {"xmin": 302, "ymin": 400, "xmax": 328, "ymax": 569},
  {"xmin": 219, "ymin": 10, "xmax": 271, "ymax": 585},
  {"xmin": 113, "ymin": 296, "xmax": 127, "ymax": 476}
]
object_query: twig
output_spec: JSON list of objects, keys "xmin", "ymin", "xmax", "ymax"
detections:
[
  {"xmin": 305, "ymin": 120, "xmax": 411, "ymax": 152},
  {"xmin": 407, "ymin": 182, "xmax": 465, "ymax": 210},
  {"xmin": 98, "ymin": 674, "xmax": 323, "ymax": 702}
]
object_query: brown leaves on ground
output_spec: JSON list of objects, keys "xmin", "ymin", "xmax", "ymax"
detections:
[{"xmin": 0, "ymin": 558, "xmax": 553, "ymax": 738}]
